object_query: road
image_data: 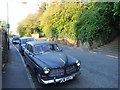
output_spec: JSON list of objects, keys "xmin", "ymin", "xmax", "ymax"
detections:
[{"xmin": 13, "ymin": 43, "xmax": 118, "ymax": 88}]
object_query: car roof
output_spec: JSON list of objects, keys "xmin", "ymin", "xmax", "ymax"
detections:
[
  {"xmin": 13, "ymin": 37, "xmax": 20, "ymax": 39},
  {"xmin": 26, "ymin": 40, "xmax": 57, "ymax": 46},
  {"xmin": 20, "ymin": 37, "xmax": 34, "ymax": 40}
]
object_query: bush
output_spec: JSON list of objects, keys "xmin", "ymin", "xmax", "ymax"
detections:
[{"xmin": 75, "ymin": 2, "xmax": 115, "ymax": 47}]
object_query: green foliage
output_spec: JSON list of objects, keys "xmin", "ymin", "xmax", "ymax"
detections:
[
  {"xmin": 75, "ymin": 2, "xmax": 114, "ymax": 46},
  {"xmin": 0, "ymin": 20, "xmax": 7, "ymax": 30},
  {"xmin": 113, "ymin": 1, "xmax": 120, "ymax": 17},
  {"xmin": 40, "ymin": 2, "xmax": 82, "ymax": 39},
  {"xmin": 17, "ymin": 24, "xmax": 26, "ymax": 37},
  {"xmin": 112, "ymin": 1, "xmax": 120, "ymax": 33},
  {"xmin": 17, "ymin": 2, "xmax": 118, "ymax": 47}
]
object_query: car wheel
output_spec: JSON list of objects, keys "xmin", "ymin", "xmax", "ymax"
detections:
[
  {"xmin": 35, "ymin": 70, "xmax": 45, "ymax": 85},
  {"xmin": 21, "ymin": 51, "xmax": 24, "ymax": 56},
  {"xmin": 36, "ymin": 72, "xmax": 42, "ymax": 83},
  {"xmin": 24, "ymin": 60, "xmax": 29, "ymax": 67}
]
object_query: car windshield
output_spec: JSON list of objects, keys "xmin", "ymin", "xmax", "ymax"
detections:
[
  {"xmin": 13, "ymin": 37, "xmax": 19, "ymax": 40},
  {"xmin": 21, "ymin": 39, "xmax": 27, "ymax": 44},
  {"xmin": 34, "ymin": 44, "xmax": 61, "ymax": 54}
]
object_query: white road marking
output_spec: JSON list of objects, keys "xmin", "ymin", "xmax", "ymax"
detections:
[
  {"xmin": 13, "ymin": 44, "xmax": 36, "ymax": 89},
  {"xmin": 106, "ymin": 55, "xmax": 118, "ymax": 59},
  {"xmin": 89, "ymin": 50, "xmax": 118, "ymax": 59}
]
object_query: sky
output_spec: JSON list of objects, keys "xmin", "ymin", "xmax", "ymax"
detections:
[
  {"xmin": 0, "ymin": 0, "xmax": 61, "ymax": 35},
  {"xmin": 0, "ymin": 0, "xmax": 43, "ymax": 34}
]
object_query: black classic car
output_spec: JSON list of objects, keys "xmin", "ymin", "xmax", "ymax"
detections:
[
  {"xmin": 24, "ymin": 41, "xmax": 81, "ymax": 85},
  {"xmin": 19, "ymin": 37, "xmax": 35, "ymax": 55}
]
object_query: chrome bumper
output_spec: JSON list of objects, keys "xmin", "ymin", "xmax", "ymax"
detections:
[
  {"xmin": 13, "ymin": 41, "xmax": 19, "ymax": 43},
  {"xmin": 41, "ymin": 71, "xmax": 80, "ymax": 84}
]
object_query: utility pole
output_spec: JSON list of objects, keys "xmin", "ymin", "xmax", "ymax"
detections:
[
  {"xmin": 6, "ymin": 1, "xmax": 27, "ymax": 50},
  {"xmin": 7, "ymin": 1, "xmax": 10, "ymax": 50}
]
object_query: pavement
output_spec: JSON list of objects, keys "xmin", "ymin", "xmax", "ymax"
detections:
[
  {"xmin": 91, "ymin": 36, "xmax": 118, "ymax": 57},
  {"xmin": 2, "ymin": 43, "xmax": 35, "ymax": 89}
]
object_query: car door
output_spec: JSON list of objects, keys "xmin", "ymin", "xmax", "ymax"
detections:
[{"xmin": 25, "ymin": 44, "xmax": 36, "ymax": 71}]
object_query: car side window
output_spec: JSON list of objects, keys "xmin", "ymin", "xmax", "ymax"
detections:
[
  {"xmin": 26, "ymin": 44, "xmax": 33, "ymax": 53},
  {"xmin": 28, "ymin": 45, "xmax": 33, "ymax": 53},
  {"xmin": 26, "ymin": 44, "xmax": 29, "ymax": 50},
  {"xmin": 29, "ymin": 45, "xmax": 33, "ymax": 53}
]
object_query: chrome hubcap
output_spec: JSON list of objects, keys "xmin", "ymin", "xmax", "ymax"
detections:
[{"xmin": 37, "ymin": 73, "xmax": 41, "ymax": 83}]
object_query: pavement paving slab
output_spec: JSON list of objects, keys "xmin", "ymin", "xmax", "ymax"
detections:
[{"xmin": 2, "ymin": 43, "xmax": 35, "ymax": 89}]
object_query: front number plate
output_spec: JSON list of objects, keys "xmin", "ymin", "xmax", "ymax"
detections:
[{"xmin": 60, "ymin": 76, "xmax": 73, "ymax": 83}]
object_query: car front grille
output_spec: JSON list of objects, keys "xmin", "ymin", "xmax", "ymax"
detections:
[
  {"xmin": 49, "ymin": 64, "xmax": 77, "ymax": 77},
  {"xmin": 66, "ymin": 65, "xmax": 77, "ymax": 74},
  {"xmin": 49, "ymin": 68, "xmax": 64, "ymax": 77}
]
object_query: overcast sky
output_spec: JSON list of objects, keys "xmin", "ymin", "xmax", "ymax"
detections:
[{"xmin": 0, "ymin": 0, "xmax": 43, "ymax": 34}]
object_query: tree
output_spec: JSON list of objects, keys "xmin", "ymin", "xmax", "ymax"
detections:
[
  {"xmin": 17, "ymin": 3, "xmax": 47, "ymax": 37},
  {"xmin": 0, "ymin": 20, "xmax": 7, "ymax": 30},
  {"xmin": 113, "ymin": 1, "xmax": 120, "ymax": 34},
  {"xmin": 75, "ymin": 2, "xmax": 115, "ymax": 46},
  {"xmin": 17, "ymin": 24, "xmax": 26, "ymax": 37},
  {"xmin": 40, "ymin": 2, "xmax": 82, "ymax": 40}
]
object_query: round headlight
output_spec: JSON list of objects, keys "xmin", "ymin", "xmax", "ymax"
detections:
[
  {"xmin": 77, "ymin": 62, "xmax": 80, "ymax": 66},
  {"xmin": 76, "ymin": 60, "xmax": 81, "ymax": 66},
  {"xmin": 43, "ymin": 67, "xmax": 50, "ymax": 74}
]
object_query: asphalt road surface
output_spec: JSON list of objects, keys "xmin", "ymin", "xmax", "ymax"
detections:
[{"xmin": 13, "ymin": 43, "xmax": 118, "ymax": 88}]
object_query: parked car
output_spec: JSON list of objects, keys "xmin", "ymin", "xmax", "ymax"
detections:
[
  {"xmin": 12, "ymin": 37, "xmax": 20, "ymax": 44},
  {"xmin": 19, "ymin": 37, "xmax": 35, "ymax": 55},
  {"xmin": 24, "ymin": 40, "xmax": 81, "ymax": 85}
]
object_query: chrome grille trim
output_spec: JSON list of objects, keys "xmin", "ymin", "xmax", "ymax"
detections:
[
  {"xmin": 49, "ymin": 68, "xmax": 64, "ymax": 77},
  {"xmin": 49, "ymin": 65, "xmax": 77, "ymax": 77},
  {"xmin": 66, "ymin": 65, "xmax": 77, "ymax": 74}
]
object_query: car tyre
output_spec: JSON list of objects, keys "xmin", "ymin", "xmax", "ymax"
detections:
[
  {"xmin": 35, "ymin": 70, "xmax": 45, "ymax": 86},
  {"xmin": 37, "ymin": 73, "xmax": 41, "ymax": 83},
  {"xmin": 24, "ymin": 60, "xmax": 29, "ymax": 67},
  {"xmin": 20, "ymin": 50, "xmax": 24, "ymax": 56}
]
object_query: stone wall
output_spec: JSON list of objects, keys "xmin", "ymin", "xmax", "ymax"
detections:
[{"xmin": 0, "ymin": 28, "xmax": 8, "ymax": 66}]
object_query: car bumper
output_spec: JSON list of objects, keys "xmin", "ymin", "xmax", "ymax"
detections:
[
  {"xmin": 41, "ymin": 71, "xmax": 81, "ymax": 85},
  {"xmin": 12, "ymin": 41, "xmax": 19, "ymax": 44}
]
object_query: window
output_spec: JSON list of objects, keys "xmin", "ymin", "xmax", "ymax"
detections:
[
  {"xmin": 41, "ymin": 44, "xmax": 49, "ymax": 52},
  {"xmin": 21, "ymin": 39, "xmax": 27, "ymax": 44},
  {"xmin": 48, "ymin": 44, "xmax": 60, "ymax": 51},
  {"xmin": 34, "ymin": 45, "xmax": 42, "ymax": 54},
  {"xmin": 26, "ymin": 44, "xmax": 29, "ymax": 50},
  {"xmin": 29, "ymin": 45, "xmax": 33, "ymax": 53},
  {"xmin": 34, "ymin": 43, "xmax": 62, "ymax": 54},
  {"xmin": 27, "ymin": 44, "xmax": 33, "ymax": 53}
]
